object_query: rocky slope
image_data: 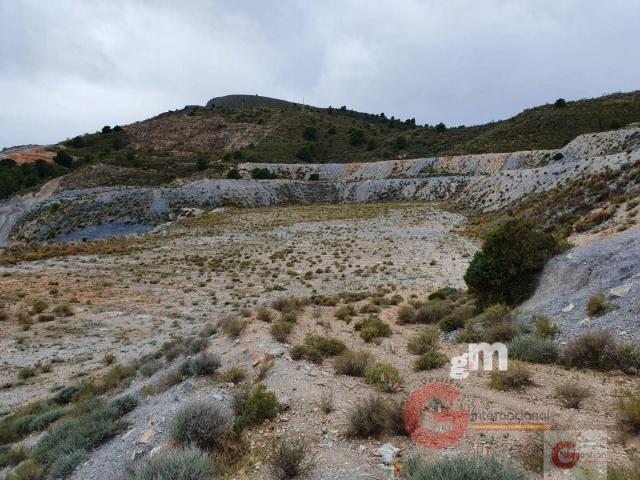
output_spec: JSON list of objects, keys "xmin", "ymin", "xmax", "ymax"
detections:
[{"xmin": 3, "ymin": 125, "xmax": 639, "ymax": 244}]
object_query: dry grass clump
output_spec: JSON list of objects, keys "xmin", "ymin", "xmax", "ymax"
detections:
[
  {"xmin": 396, "ymin": 304, "xmax": 417, "ymax": 324},
  {"xmin": 413, "ymin": 351, "xmax": 448, "ymax": 371},
  {"xmin": 315, "ymin": 391, "xmax": 333, "ymax": 414},
  {"xmin": 617, "ymin": 383, "xmax": 640, "ymax": 434},
  {"xmin": 406, "ymin": 326, "xmax": 440, "ymax": 355},
  {"xmin": 218, "ymin": 315, "xmax": 247, "ymax": 339},
  {"xmin": 270, "ymin": 321, "xmax": 294, "ymax": 343},
  {"xmin": 533, "ymin": 314, "xmax": 559, "ymax": 339},
  {"xmin": 216, "ymin": 366, "xmax": 246, "ymax": 384},
  {"xmin": 345, "ymin": 396, "xmax": 405, "ymax": 438},
  {"xmin": 268, "ymin": 437, "xmax": 316, "ymax": 480},
  {"xmin": 586, "ymin": 293, "xmax": 610, "ymax": 317},
  {"xmin": 256, "ymin": 306, "xmax": 274, "ymax": 323},
  {"xmin": 333, "ymin": 349, "xmax": 372, "ymax": 377},
  {"xmin": 489, "ymin": 360, "xmax": 533, "ymax": 391},
  {"xmin": 555, "ymin": 382, "xmax": 591, "ymax": 409}
]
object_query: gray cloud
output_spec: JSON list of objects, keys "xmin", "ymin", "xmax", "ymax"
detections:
[{"xmin": 1, "ymin": 0, "xmax": 638, "ymax": 147}]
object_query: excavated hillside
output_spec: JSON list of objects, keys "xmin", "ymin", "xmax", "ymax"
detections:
[{"xmin": 3, "ymin": 124, "xmax": 639, "ymax": 244}]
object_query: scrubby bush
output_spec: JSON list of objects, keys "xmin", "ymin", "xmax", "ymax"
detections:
[
  {"xmin": 533, "ymin": 314, "xmax": 560, "ymax": 339},
  {"xmin": 233, "ymin": 384, "xmax": 278, "ymax": 433},
  {"xmin": 335, "ymin": 304, "xmax": 356, "ymax": 322},
  {"xmin": 0, "ymin": 445, "xmax": 28, "ymax": 468},
  {"xmin": 256, "ymin": 306, "xmax": 274, "ymax": 322},
  {"xmin": 438, "ymin": 305, "xmax": 475, "ymax": 332},
  {"xmin": 127, "ymin": 446, "xmax": 215, "ymax": 480},
  {"xmin": 607, "ymin": 456, "xmax": 640, "ymax": 480},
  {"xmin": 291, "ymin": 335, "xmax": 346, "ymax": 364},
  {"xmin": 397, "ymin": 305, "xmax": 417, "ymax": 324},
  {"xmin": 617, "ymin": 383, "xmax": 640, "ymax": 433},
  {"xmin": 171, "ymin": 400, "xmax": 232, "ymax": 449},
  {"xmin": 404, "ymin": 455, "xmax": 527, "ymax": 480},
  {"xmin": 480, "ymin": 304, "xmax": 512, "ymax": 327},
  {"xmin": 268, "ymin": 437, "xmax": 316, "ymax": 479},
  {"xmin": 270, "ymin": 321, "xmax": 294, "ymax": 342},
  {"xmin": 111, "ymin": 394, "xmax": 139, "ymax": 416},
  {"xmin": 555, "ymin": 382, "xmax": 590, "ymax": 409},
  {"xmin": 489, "ymin": 361, "xmax": 533, "ymax": 391},
  {"xmin": 218, "ymin": 315, "xmax": 246, "ymax": 338},
  {"xmin": 50, "ymin": 449, "xmax": 88, "ymax": 478},
  {"xmin": 455, "ymin": 325, "xmax": 482, "ymax": 343},
  {"xmin": 31, "ymin": 399, "xmax": 125, "ymax": 474},
  {"xmin": 587, "ymin": 294, "xmax": 610, "ymax": 317},
  {"xmin": 184, "ymin": 353, "xmax": 221, "ymax": 377},
  {"xmin": 333, "ymin": 349, "xmax": 372, "ymax": 377},
  {"xmin": 483, "ymin": 322, "xmax": 520, "ymax": 343},
  {"xmin": 561, "ymin": 330, "xmax": 640, "ymax": 371},
  {"xmin": 140, "ymin": 358, "xmax": 163, "ymax": 377},
  {"xmin": 464, "ymin": 219, "xmax": 560, "ymax": 307},
  {"xmin": 5, "ymin": 460, "xmax": 46, "ymax": 480},
  {"xmin": 365, "ymin": 363, "xmax": 403, "ymax": 392},
  {"xmin": 354, "ymin": 316, "xmax": 391, "ymax": 343},
  {"xmin": 414, "ymin": 300, "xmax": 451, "ymax": 324},
  {"xmin": 188, "ymin": 337, "xmax": 209, "ymax": 354},
  {"xmin": 27, "ymin": 409, "xmax": 64, "ymax": 432},
  {"xmin": 508, "ymin": 335, "xmax": 559, "ymax": 364},
  {"xmin": 217, "ymin": 366, "xmax": 246, "ymax": 384},
  {"xmin": 345, "ymin": 396, "xmax": 405, "ymax": 438},
  {"xmin": 414, "ymin": 351, "xmax": 449, "ymax": 371},
  {"xmin": 53, "ymin": 385, "xmax": 80, "ymax": 404},
  {"xmin": 407, "ymin": 326, "xmax": 440, "ymax": 355}
]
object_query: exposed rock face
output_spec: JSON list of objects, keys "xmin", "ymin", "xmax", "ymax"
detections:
[
  {"xmin": 3, "ymin": 125, "xmax": 640, "ymax": 243},
  {"xmin": 520, "ymin": 226, "xmax": 640, "ymax": 342}
]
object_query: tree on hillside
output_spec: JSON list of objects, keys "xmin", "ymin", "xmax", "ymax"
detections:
[
  {"xmin": 464, "ymin": 219, "xmax": 560, "ymax": 307},
  {"xmin": 435, "ymin": 122, "xmax": 447, "ymax": 132},
  {"xmin": 349, "ymin": 129, "xmax": 366, "ymax": 146},
  {"xmin": 554, "ymin": 98, "xmax": 567, "ymax": 108},
  {"xmin": 302, "ymin": 126, "xmax": 318, "ymax": 141},
  {"xmin": 53, "ymin": 150, "xmax": 73, "ymax": 168}
]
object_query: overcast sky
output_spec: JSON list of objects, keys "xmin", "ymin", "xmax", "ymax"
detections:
[{"xmin": 1, "ymin": 0, "xmax": 639, "ymax": 148}]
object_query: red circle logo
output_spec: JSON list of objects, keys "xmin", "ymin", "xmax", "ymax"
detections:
[
  {"xmin": 551, "ymin": 440, "xmax": 579, "ymax": 469},
  {"xmin": 403, "ymin": 383, "xmax": 469, "ymax": 449}
]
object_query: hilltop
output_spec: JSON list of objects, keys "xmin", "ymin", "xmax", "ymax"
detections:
[{"xmin": 1, "ymin": 90, "xmax": 639, "ymax": 199}]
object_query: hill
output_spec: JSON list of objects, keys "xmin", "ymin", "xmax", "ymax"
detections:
[{"xmin": 2, "ymin": 90, "xmax": 639, "ymax": 199}]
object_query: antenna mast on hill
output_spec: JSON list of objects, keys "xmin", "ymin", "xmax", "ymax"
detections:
[{"xmin": 302, "ymin": 96, "xmax": 305, "ymax": 112}]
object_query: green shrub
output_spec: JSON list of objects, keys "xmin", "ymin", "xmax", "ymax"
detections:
[
  {"xmin": 183, "ymin": 353, "xmax": 221, "ymax": 377},
  {"xmin": 50, "ymin": 449, "xmax": 88, "ymax": 478},
  {"xmin": 18, "ymin": 367, "xmax": 37, "ymax": 380},
  {"xmin": 489, "ymin": 361, "xmax": 533, "ymax": 391},
  {"xmin": 464, "ymin": 219, "xmax": 560, "ymax": 307},
  {"xmin": 407, "ymin": 326, "xmax": 440, "ymax": 355},
  {"xmin": 354, "ymin": 316, "xmax": 391, "ymax": 343},
  {"xmin": 438, "ymin": 305, "xmax": 475, "ymax": 332},
  {"xmin": 31, "ymin": 399, "xmax": 124, "ymax": 471},
  {"xmin": 414, "ymin": 351, "xmax": 449, "ymax": 371},
  {"xmin": 555, "ymin": 382, "xmax": 590, "ymax": 409},
  {"xmin": 233, "ymin": 384, "xmax": 278, "ymax": 433},
  {"xmin": 291, "ymin": 335, "xmax": 346, "ymax": 364},
  {"xmin": 270, "ymin": 321, "xmax": 294, "ymax": 343},
  {"xmin": 171, "ymin": 400, "xmax": 232, "ymax": 449},
  {"xmin": 268, "ymin": 437, "xmax": 316, "ymax": 479},
  {"xmin": 404, "ymin": 455, "xmax": 527, "ymax": 480},
  {"xmin": 397, "ymin": 305, "xmax": 417, "ymax": 324},
  {"xmin": 508, "ymin": 335, "xmax": 559, "ymax": 364},
  {"xmin": 218, "ymin": 315, "xmax": 247, "ymax": 338},
  {"xmin": 53, "ymin": 385, "xmax": 79, "ymax": 404},
  {"xmin": 127, "ymin": 446, "xmax": 215, "ymax": 480},
  {"xmin": 365, "ymin": 363, "xmax": 403, "ymax": 392},
  {"xmin": 333, "ymin": 350, "xmax": 372, "ymax": 377},
  {"xmin": 27, "ymin": 409, "xmax": 64, "ymax": 432},
  {"xmin": 533, "ymin": 314, "xmax": 560, "ymax": 339},
  {"xmin": 111, "ymin": 395, "xmax": 139, "ymax": 416},
  {"xmin": 455, "ymin": 325, "xmax": 482, "ymax": 343},
  {"xmin": 587, "ymin": 294, "xmax": 610, "ymax": 317}
]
